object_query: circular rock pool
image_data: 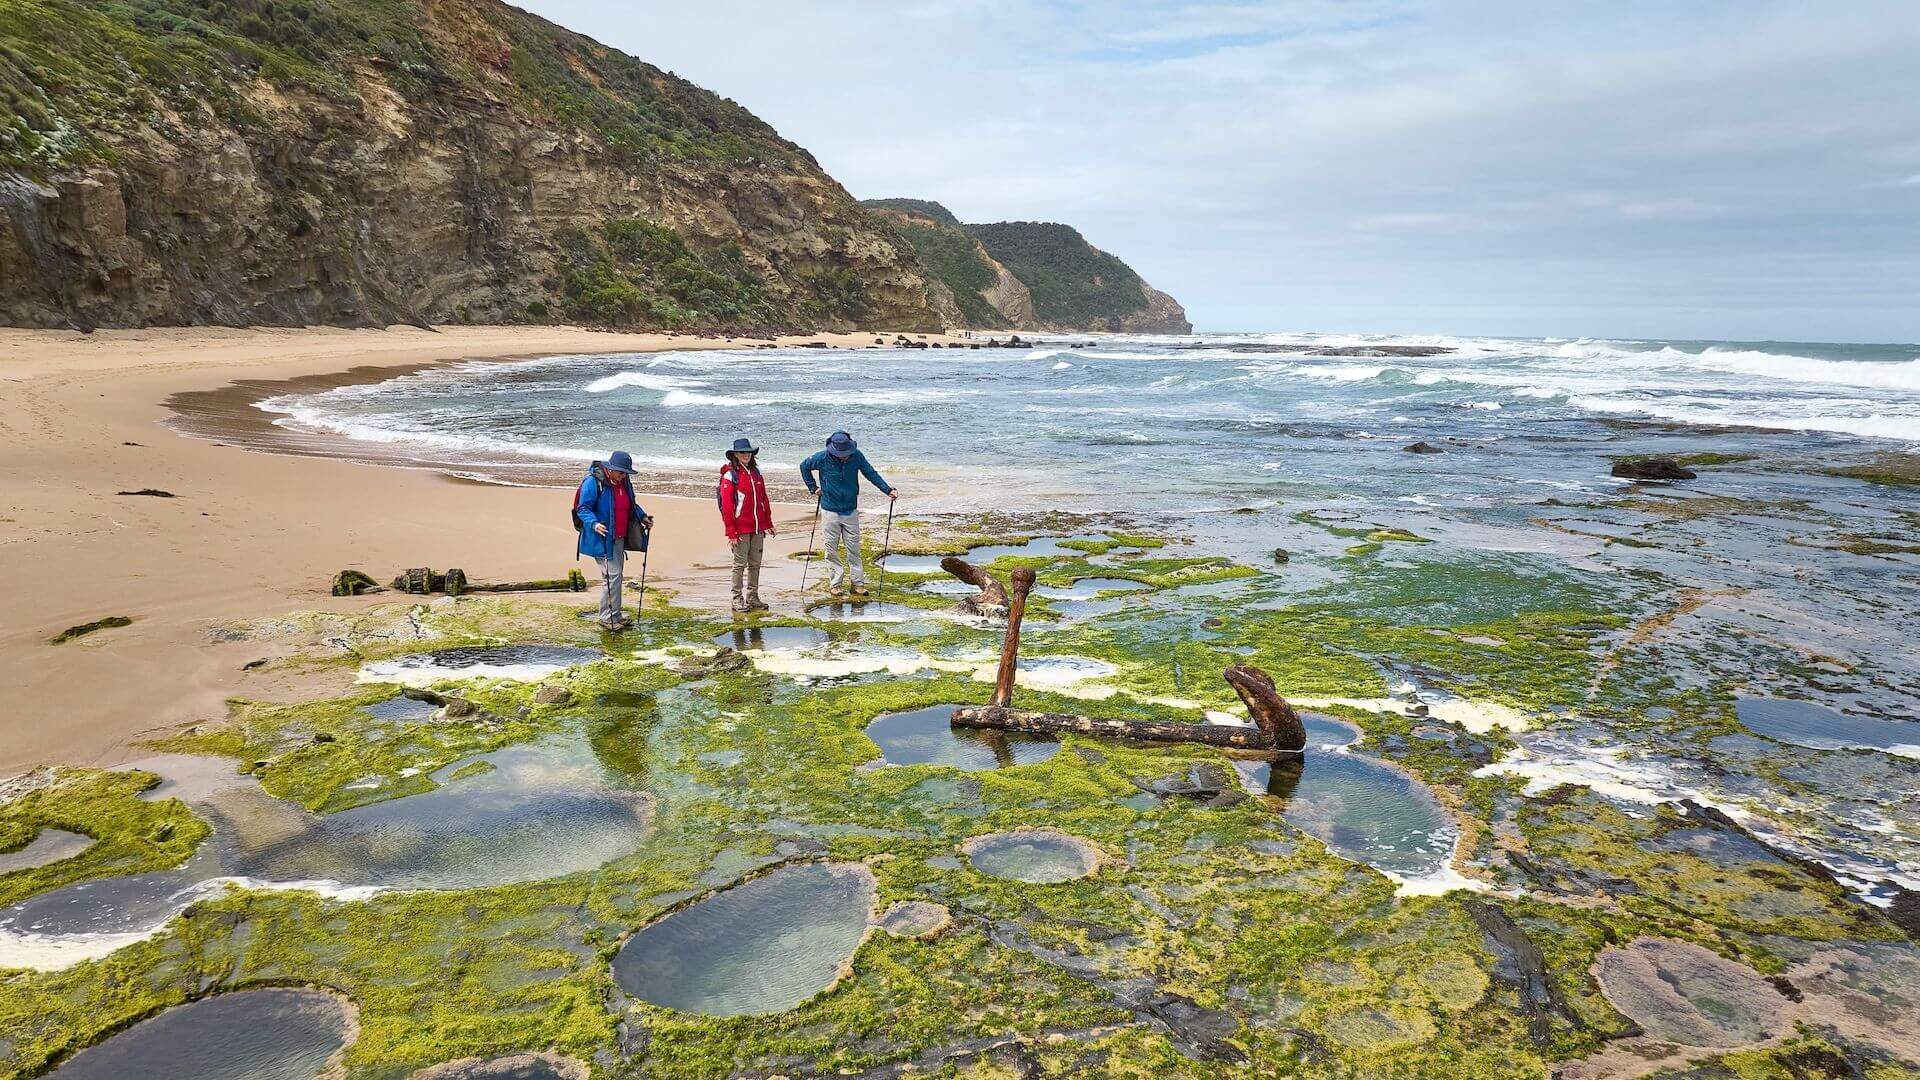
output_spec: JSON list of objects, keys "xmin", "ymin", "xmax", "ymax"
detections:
[
  {"xmin": 612, "ymin": 863, "xmax": 876, "ymax": 1016},
  {"xmin": 962, "ymin": 829, "xmax": 1102, "ymax": 883},
  {"xmin": 48, "ymin": 988, "xmax": 353, "ymax": 1080}
]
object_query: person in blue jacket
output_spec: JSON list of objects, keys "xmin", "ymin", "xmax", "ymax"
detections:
[
  {"xmin": 800, "ymin": 431, "xmax": 898, "ymax": 596},
  {"xmin": 574, "ymin": 451, "xmax": 652, "ymax": 629}
]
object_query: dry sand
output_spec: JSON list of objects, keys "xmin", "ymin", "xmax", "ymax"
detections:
[{"xmin": 0, "ymin": 325, "xmax": 943, "ymax": 774}]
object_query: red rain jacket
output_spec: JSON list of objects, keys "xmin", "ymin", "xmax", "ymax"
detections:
[{"xmin": 717, "ymin": 462, "xmax": 773, "ymax": 541}]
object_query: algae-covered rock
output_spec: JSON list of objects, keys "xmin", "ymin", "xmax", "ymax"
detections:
[
  {"xmin": 1593, "ymin": 938, "xmax": 1788, "ymax": 1047},
  {"xmin": 1611, "ymin": 457, "xmax": 1698, "ymax": 481}
]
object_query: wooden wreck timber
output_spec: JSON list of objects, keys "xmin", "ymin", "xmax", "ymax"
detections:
[
  {"xmin": 940, "ymin": 555, "xmax": 1008, "ymax": 614},
  {"xmin": 947, "ymin": 564, "xmax": 1307, "ymax": 759}
]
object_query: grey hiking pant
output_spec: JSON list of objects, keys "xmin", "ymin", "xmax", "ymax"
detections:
[
  {"xmin": 820, "ymin": 510, "xmax": 864, "ymax": 589},
  {"xmin": 595, "ymin": 545, "xmax": 626, "ymax": 623},
  {"xmin": 730, "ymin": 532, "xmax": 766, "ymax": 608}
]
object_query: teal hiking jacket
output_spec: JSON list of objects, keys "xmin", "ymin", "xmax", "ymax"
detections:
[{"xmin": 800, "ymin": 449, "xmax": 891, "ymax": 515}]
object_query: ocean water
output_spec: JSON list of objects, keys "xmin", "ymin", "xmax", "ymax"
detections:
[{"xmin": 258, "ymin": 332, "xmax": 1920, "ymax": 506}]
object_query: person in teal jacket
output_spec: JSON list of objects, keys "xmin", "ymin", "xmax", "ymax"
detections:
[{"xmin": 800, "ymin": 431, "xmax": 898, "ymax": 596}]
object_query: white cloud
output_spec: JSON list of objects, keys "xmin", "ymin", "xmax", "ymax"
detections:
[{"xmin": 519, "ymin": 0, "xmax": 1920, "ymax": 341}]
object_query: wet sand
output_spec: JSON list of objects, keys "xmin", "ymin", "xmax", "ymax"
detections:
[{"xmin": 0, "ymin": 325, "xmax": 945, "ymax": 775}]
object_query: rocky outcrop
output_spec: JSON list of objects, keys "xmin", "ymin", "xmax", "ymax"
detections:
[
  {"xmin": 0, "ymin": 0, "xmax": 946, "ymax": 332},
  {"xmin": 968, "ymin": 220, "xmax": 1191, "ymax": 334},
  {"xmin": 862, "ymin": 200, "xmax": 1185, "ymax": 333},
  {"xmin": 1612, "ymin": 457, "xmax": 1698, "ymax": 481},
  {"xmin": 979, "ymin": 249, "xmax": 1037, "ymax": 328}
]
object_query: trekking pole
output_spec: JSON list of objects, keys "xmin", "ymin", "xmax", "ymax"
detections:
[
  {"xmin": 636, "ymin": 526, "xmax": 651, "ymax": 615},
  {"xmin": 798, "ymin": 492, "xmax": 822, "ymax": 594},
  {"xmin": 878, "ymin": 497, "xmax": 895, "ymax": 609}
]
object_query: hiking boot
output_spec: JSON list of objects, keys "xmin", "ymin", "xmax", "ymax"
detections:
[
  {"xmin": 850, "ymin": 583, "xmax": 871, "ymax": 597},
  {"xmin": 747, "ymin": 598, "xmax": 770, "ymax": 611},
  {"xmin": 731, "ymin": 602, "xmax": 751, "ymax": 616},
  {"xmin": 603, "ymin": 615, "xmax": 634, "ymax": 632}
]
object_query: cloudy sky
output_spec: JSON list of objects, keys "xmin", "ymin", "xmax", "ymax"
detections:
[{"xmin": 521, "ymin": 1, "xmax": 1919, "ymax": 342}]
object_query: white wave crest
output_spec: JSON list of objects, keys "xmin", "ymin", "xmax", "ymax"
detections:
[
  {"xmin": 584, "ymin": 371, "xmax": 705, "ymax": 394},
  {"xmin": 660, "ymin": 389, "xmax": 765, "ymax": 407}
]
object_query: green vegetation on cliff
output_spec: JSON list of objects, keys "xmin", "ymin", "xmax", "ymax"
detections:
[
  {"xmin": 0, "ymin": 0, "xmax": 943, "ymax": 330},
  {"xmin": 560, "ymin": 219, "xmax": 776, "ymax": 329},
  {"xmin": 968, "ymin": 221, "xmax": 1149, "ymax": 328},
  {"xmin": 0, "ymin": 0, "xmax": 782, "ymax": 173},
  {"xmin": 861, "ymin": 199, "xmax": 1190, "ymax": 332}
]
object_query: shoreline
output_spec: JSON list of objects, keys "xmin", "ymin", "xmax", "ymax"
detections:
[{"xmin": 0, "ymin": 325, "xmax": 955, "ymax": 775}]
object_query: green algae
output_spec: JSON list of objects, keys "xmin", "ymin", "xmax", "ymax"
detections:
[
  {"xmin": 47, "ymin": 615, "xmax": 132, "ymax": 644},
  {"xmin": 1821, "ymin": 454, "xmax": 1920, "ymax": 488},
  {"xmin": 1514, "ymin": 789, "xmax": 1897, "ymax": 946},
  {"xmin": 1612, "ymin": 452, "xmax": 1758, "ymax": 470},
  {"xmin": 0, "ymin": 768, "xmax": 209, "ymax": 909},
  {"xmin": 152, "ymin": 657, "xmax": 679, "ymax": 814},
  {"xmin": 6, "ymin": 535, "xmax": 1905, "ymax": 1078}
]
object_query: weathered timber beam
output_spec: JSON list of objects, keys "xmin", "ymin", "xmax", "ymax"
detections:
[
  {"xmin": 950, "ymin": 706, "xmax": 1287, "ymax": 752},
  {"xmin": 989, "ymin": 567, "xmax": 1037, "ymax": 707},
  {"xmin": 1223, "ymin": 664, "xmax": 1307, "ymax": 752},
  {"xmin": 940, "ymin": 556, "xmax": 1008, "ymax": 611}
]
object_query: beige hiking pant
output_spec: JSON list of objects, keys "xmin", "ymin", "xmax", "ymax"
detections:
[
  {"xmin": 730, "ymin": 532, "xmax": 766, "ymax": 608},
  {"xmin": 820, "ymin": 511, "xmax": 863, "ymax": 589}
]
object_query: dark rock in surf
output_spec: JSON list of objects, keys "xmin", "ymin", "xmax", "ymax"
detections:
[
  {"xmin": 1404, "ymin": 441, "xmax": 1444, "ymax": 454},
  {"xmin": 1612, "ymin": 457, "xmax": 1697, "ymax": 481},
  {"xmin": 1271, "ymin": 548, "xmax": 1290, "ymax": 564}
]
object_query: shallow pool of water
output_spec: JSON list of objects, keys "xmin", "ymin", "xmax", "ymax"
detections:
[
  {"xmin": 3, "ymin": 736, "xmax": 650, "ymax": 951},
  {"xmin": 864, "ymin": 704, "xmax": 1059, "ymax": 770},
  {"xmin": 1004, "ymin": 655, "xmax": 1118, "ymax": 687},
  {"xmin": 0, "ymin": 828, "xmax": 93, "ymax": 874},
  {"xmin": 359, "ymin": 645, "xmax": 603, "ymax": 686},
  {"xmin": 1735, "ymin": 697, "xmax": 1920, "ymax": 757},
  {"xmin": 713, "ymin": 625, "xmax": 834, "ymax": 652},
  {"xmin": 611, "ymin": 863, "xmax": 875, "ymax": 1016},
  {"xmin": 1238, "ymin": 741, "xmax": 1457, "ymax": 882},
  {"xmin": 47, "ymin": 988, "xmax": 352, "ymax": 1080},
  {"xmin": 963, "ymin": 830, "xmax": 1101, "ymax": 883},
  {"xmin": 360, "ymin": 695, "xmax": 441, "ymax": 722},
  {"xmin": 1036, "ymin": 577, "xmax": 1152, "ymax": 600}
]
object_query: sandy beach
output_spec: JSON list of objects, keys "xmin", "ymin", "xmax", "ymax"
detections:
[{"xmin": 0, "ymin": 325, "xmax": 945, "ymax": 775}]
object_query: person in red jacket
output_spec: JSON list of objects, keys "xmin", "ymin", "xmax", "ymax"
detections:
[{"xmin": 718, "ymin": 437, "xmax": 776, "ymax": 613}]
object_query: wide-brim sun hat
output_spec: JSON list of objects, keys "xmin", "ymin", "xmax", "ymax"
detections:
[
  {"xmin": 826, "ymin": 431, "xmax": 856, "ymax": 459},
  {"xmin": 729, "ymin": 437, "xmax": 759, "ymax": 455},
  {"xmin": 605, "ymin": 450, "xmax": 634, "ymax": 473}
]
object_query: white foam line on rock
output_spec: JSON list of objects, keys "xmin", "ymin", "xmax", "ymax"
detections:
[
  {"xmin": 1385, "ymin": 858, "xmax": 1492, "ymax": 898},
  {"xmin": 1472, "ymin": 743, "xmax": 1680, "ymax": 806},
  {"xmin": 0, "ymin": 877, "xmax": 386, "ymax": 972},
  {"xmin": 357, "ymin": 661, "xmax": 571, "ymax": 687},
  {"xmin": 1292, "ymin": 695, "xmax": 1534, "ymax": 734}
]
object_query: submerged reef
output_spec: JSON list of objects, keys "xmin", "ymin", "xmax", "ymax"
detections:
[{"xmin": 3, "ymin": 508, "xmax": 1916, "ymax": 1078}]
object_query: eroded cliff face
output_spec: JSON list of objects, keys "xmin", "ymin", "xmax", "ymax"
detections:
[
  {"xmin": 979, "ymin": 249, "xmax": 1037, "ymax": 329},
  {"xmin": 861, "ymin": 200, "xmax": 1189, "ymax": 334},
  {"xmin": 0, "ymin": 0, "xmax": 945, "ymax": 332}
]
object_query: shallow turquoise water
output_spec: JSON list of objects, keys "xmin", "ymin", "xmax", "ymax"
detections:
[
  {"xmin": 47, "ymin": 988, "xmax": 350, "ymax": 1080},
  {"xmin": 611, "ymin": 863, "xmax": 875, "ymax": 1016}
]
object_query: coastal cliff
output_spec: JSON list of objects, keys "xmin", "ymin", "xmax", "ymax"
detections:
[
  {"xmin": 863, "ymin": 199, "xmax": 1190, "ymax": 334},
  {"xmin": 0, "ymin": 0, "xmax": 948, "ymax": 331}
]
